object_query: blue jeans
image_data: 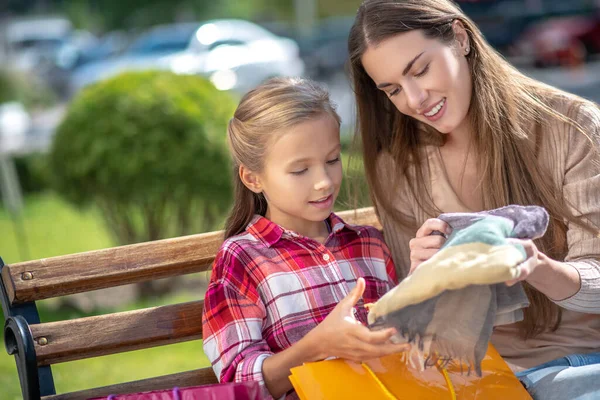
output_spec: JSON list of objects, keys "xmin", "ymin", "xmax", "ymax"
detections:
[{"xmin": 515, "ymin": 352, "xmax": 600, "ymax": 400}]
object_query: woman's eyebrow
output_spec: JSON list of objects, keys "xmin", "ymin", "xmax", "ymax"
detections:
[
  {"xmin": 402, "ymin": 52, "xmax": 426, "ymax": 76},
  {"xmin": 376, "ymin": 51, "xmax": 426, "ymax": 89}
]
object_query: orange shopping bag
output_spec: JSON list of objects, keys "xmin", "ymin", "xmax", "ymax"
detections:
[{"xmin": 289, "ymin": 344, "xmax": 531, "ymax": 399}]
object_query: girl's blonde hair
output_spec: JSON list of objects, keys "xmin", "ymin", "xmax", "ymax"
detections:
[
  {"xmin": 224, "ymin": 77, "xmax": 341, "ymax": 239},
  {"xmin": 348, "ymin": 0, "xmax": 599, "ymax": 338}
]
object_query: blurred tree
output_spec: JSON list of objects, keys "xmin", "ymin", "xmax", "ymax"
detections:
[
  {"xmin": 64, "ymin": 0, "xmax": 298, "ymax": 31},
  {"xmin": 4, "ymin": 0, "xmax": 365, "ymax": 32},
  {"xmin": 93, "ymin": 0, "xmax": 209, "ymax": 30},
  {"xmin": 1, "ymin": 0, "xmax": 38, "ymax": 15},
  {"xmin": 62, "ymin": 0, "xmax": 103, "ymax": 32},
  {"xmin": 50, "ymin": 71, "xmax": 235, "ymax": 247},
  {"xmin": 318, "ymin": 0, "xmax": 361, "ymax": 18},
  {"xmin": 0, "ymin": 68, "xmax": 56, "ymax": 108}
]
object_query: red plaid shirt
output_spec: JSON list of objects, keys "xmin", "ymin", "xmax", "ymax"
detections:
[{"xmin": 202, "ymin": 213, "xmax": 397, "ymax": 399}]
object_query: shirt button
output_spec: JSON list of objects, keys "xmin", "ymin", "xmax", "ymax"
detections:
[{"xmin": 323, "ymin": 254, "xmax": 330, "ymax": 261}]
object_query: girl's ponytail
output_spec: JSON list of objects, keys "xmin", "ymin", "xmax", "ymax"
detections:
[{"xmin": 224, "ymin": 166, "xmax": 267, "ymax": 239}]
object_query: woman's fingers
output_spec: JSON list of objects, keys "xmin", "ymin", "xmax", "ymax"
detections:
[
  {"xmin": 505, "ymin": 239, "xmax": 541, "ymax": 286},
  {"xmin": 409, "ymin": 220, "xmax": 450, "ymax": 273},
  {"xmin": 409, "ymin": 248, "xmax": 440, "ymax": 273},
  {"xmin": 409, "ymin": 234, "xmax": 446, "ymax": 250},
  {"xmin": 505, "ymin": 266, "xmax": 527, "ymax": 286},
  {"xmin": 415, "ymin": 218, "xmax": 451, "ymax": 238}
]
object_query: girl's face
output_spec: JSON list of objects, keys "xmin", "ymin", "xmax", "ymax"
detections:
[
  {"xmin": 361, "ymin": 26, "xmax": 473, "ymax": 136},
  {"xmin": 250, "ymin": 113, "xmax": 342, "ymax": 237}
]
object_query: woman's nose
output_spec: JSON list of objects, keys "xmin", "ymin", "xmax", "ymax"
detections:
[{"xmin": 404, "ymin": 83, "xmax": 427, "ymax": 112}]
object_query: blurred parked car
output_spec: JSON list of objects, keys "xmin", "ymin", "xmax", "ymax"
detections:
[
  {"xmin": 69, "ymin": 19, "xmax": 304, "ymax": 95},
  {"xmin": 459, "ymin": 0, "xmax": 599, "ymax": 57},
  {"xmin": 302, "ymin": 16, "xmax": 354, "ymax": 79},
  {"xmin": 48, "ymin": 30, "xmax": 130, "ymax": 98},
  {"xmin": 4, "ymin": 16, "xmax": 72, "ymax": 74},
  {"xmin": 55, "ymin": 30, "xmax": 129, "ymax": 71},
  {"xmin": 512, "ymin": 14, "xmax": 600, "ymax": 67}
]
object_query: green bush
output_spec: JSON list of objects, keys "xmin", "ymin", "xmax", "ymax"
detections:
[{"xmin": 50, "ymin": 71, "xmax": 236, "ymax": 245}]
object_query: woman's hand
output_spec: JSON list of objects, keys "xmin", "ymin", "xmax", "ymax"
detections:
[
  {"xmin": 408, "ymin": 218, "xmax": 452, "ymax": 274},
  {"xmin": 306, "ymin": 278, "xmax": 410, "ymax": 363},
  {"xmin": 505, "ymin": 238, "xmax": 543, "ymax": 286}
]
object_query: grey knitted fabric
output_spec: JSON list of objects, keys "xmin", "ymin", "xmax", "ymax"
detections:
[{"xmin": 369, "ymin": 205, "xmax": 549, "ymax": 376}]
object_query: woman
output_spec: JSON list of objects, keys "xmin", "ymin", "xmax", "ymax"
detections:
[{"xmin": 348, "ymin": 0, "xmax": 600, "ymax": 398}]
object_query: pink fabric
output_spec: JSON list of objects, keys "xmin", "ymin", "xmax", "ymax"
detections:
[{"xmin": 88, "ymin": 382, "xmax": 261, "ymax": 400}]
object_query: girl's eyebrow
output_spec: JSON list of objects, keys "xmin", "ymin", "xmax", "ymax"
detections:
[
  {"xmin": 287, "ymin": 144, "xmax": 342, "ymax": 165},
  {"xmin": 288, "ymin": 157, "xmax": 312, "ymax": 165},
  {"xmin": 328, "ymin": 143, "xmax": 342, "ymax": 154},
  {"xmin": 376, "ymin": 51, "xmax": 426, "ymax": 89}
]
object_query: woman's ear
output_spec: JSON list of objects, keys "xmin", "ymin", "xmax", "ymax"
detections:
[
  {"xmin": 239, "ymin": 165, "xmax": 263, "ymax": 193},
  {"xmin": 452, "ymin": 20, "xmax": 470, "ymax": 55}
]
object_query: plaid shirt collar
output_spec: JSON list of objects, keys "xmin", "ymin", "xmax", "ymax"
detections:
[{"xmin": 246, "ymin": 212, "xmax": 360, "ymax": 248}]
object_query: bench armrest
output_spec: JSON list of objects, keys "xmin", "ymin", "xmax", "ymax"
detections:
[{"xmin": 5, "ymin": 315, "xmax": 40, "ymax": 400}]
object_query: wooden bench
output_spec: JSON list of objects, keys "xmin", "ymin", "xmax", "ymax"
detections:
[{"xmin": 1, "ymin": 207, "xmax": 380, "ymax": 400}]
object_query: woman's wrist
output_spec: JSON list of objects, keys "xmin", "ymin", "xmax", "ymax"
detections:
[
  {"xmin": 524, "ymin": 252, "xmax": 550, "ymax": 286},
  {"xmin": 525, "ymin": 253, "xmax": 581, "ymax": 301}
]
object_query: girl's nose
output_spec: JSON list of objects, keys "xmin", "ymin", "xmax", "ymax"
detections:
[{"xmin": 314, "ymin": 171, "xmax": 333, "ymax": 191}]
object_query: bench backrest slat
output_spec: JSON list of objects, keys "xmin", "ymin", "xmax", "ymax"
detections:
[
  {"xmin": 2, "ymin": 231, "xmax": 223, "ymax": 304},
  {"xmin": 31, "ymin": 300, "xmax": 204, "ymax": 366},
  {"xmin": 2, "ymin": 208, "xmax": 379, "ymax": 306}
]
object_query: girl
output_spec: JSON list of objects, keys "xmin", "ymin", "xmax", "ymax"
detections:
[
  {"xmin": 201, "ymin": 77, "xmax": 409, "ymax": 399},
  {"xmin": 348, "ymin": 0, "xmax": 600, "ymax": 398}
]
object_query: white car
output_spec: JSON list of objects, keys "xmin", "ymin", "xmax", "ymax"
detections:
[
  {"xmin": 4, "ymin": 17, "xmax": 73, "ymax": 73},
  {"xmin": 69, "ymin": 19, "xmax": 305, "ymax": 95}
]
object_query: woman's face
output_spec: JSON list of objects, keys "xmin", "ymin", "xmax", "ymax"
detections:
[{"xmin": 361, "ymin": 25, "xmax": 473, "ymax": 136}]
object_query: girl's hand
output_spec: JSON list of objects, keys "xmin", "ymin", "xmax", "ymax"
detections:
[
  {"xmin": 505, "ymin": 238, "xmax": 543, "ymax": 286},
  {"xmin": 408, "ymin": 218, "xmax": 452, "ymax": 274},
  {"xmin": 307, "ymin": 278, "xmax": 410, "ymax": 363}
]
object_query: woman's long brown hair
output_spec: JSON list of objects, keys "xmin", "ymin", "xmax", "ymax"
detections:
[{"xmin": 348, "ymin": 0, "xmax": 600, "ymax": 338}]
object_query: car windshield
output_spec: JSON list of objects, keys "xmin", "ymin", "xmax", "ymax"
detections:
[
  {"xmin": 125, "ymin": 24, "xmax": 199, "ymax": 55},
  {"xmin": 13, "ymin": 38, "xmax": 64, "ymax": 51}
]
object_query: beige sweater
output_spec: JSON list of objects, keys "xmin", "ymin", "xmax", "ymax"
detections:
[{"xmin": 379, "ymin": 100, "xmax": 600, "ymax": 371}]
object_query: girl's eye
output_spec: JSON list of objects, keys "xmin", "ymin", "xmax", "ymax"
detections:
[
  {"xmin": 414, "ymin": 63, "xmax": 430, "ymax": 78},
  {"xmin": 291, "ymin": 168, "xmax": 307, "ymax": 175},
  {"xmin": 327, "ymin": 157, "xmax": 340, "ymax": 165}
]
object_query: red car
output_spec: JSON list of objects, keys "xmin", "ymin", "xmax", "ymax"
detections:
[{"xmin": 513, "ymin": 13, "xmax": 600, "ymax": 67}]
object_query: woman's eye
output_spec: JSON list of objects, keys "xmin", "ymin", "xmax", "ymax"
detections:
[
  {"xmin": 388, "ymin": 88, "xmax": 401, "ymax": 97},
  {"xmin": 326, "ymin": 157, "xmax": 340, "ymax": 165},
  {"xmin": 291, "ymin": 168, "xmax": 307, "ymax": 175},
  {"xmin": 414, "ymin": 63, "xmax": 430, "ymax": 78}
]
